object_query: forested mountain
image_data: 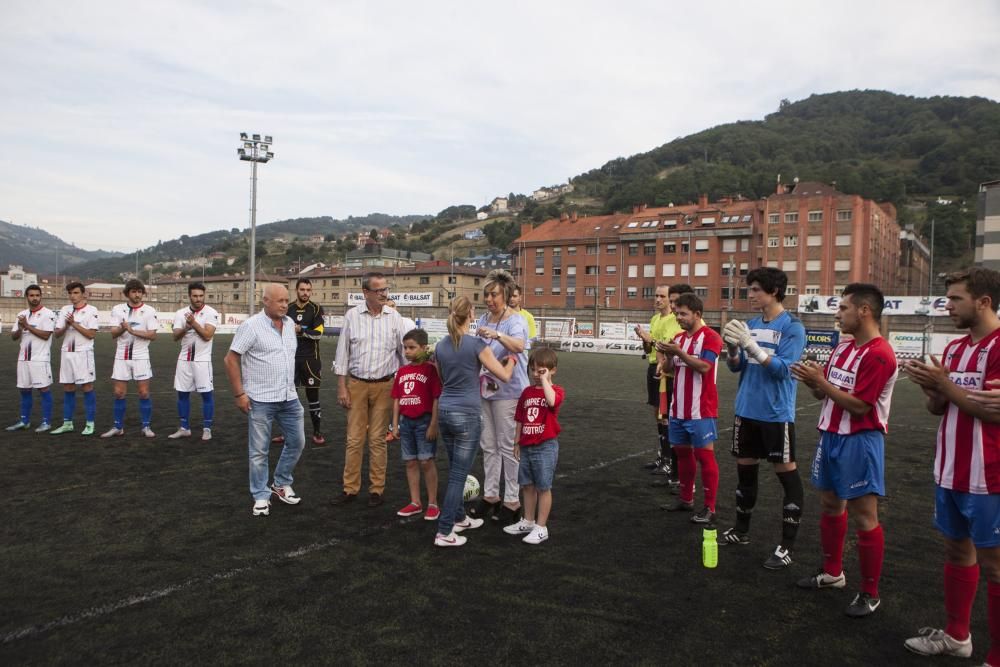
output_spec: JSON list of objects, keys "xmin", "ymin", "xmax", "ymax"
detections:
[{"xmin": 0, "ymin": 219, "xmax": 120, "ymax": 274}]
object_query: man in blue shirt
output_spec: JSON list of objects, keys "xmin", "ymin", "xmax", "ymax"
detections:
[{"xmin": 721, "ymin": 267, "xmax": 807, "ymax": 570}]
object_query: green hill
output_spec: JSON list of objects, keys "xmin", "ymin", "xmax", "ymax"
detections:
[{"xmin": 0, "ymin": 220, "xmax": 120, "ymax": 275}]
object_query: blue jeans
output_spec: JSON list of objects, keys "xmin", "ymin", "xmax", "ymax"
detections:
[
  {"xmin": 248, "ymin": 398, "xmax": 305, "ymax": 501},
  {"xmin": 399, "ymin": 413, "xmax": 437, "ymax": 461},
  {"xmin": 437, "ymin": 409, "xmax": 482, "ymax": 536}
]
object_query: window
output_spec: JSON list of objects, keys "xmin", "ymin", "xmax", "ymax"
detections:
[
  {"xmin": 806, "ymin": 285, "xmax": 821, "ymax": 295},
  {"xmin": 584, "ymin": 287, "xmax": 597, "ymax": 296},
  {"xmin": 783, "ymin": 261, "xmax": 797, "ymax": 272},
  {"xmin": 585, "ymin": 266, "xmax": 598, "ymax": 275},
  {"xmin": 835, "ymin": 260, "xmax": 851, "ymax": 272},
  {"xmin": 662, "ymin": 264, "xmax": 676, "ymax": 277},
  {"xmin": 694, "ymin": 263, "xmax": 709, "ymax": 277},
  {"xmin": 837, "ymin": 210, "xmax": 853, "ymax": 221},
  {"xmin": 694, "ymin": 287, "xmax": 708, "ymax": 297},
  {"xmin": 233, "ymin": 282, "xmax": 240, "ymax": 289},
  {"xmin": 807, "ymin": 235, "xmax": 822, "ymax": 246},
  {"xmin": 836, "ymin": 234, "xmax": 851, "ymax": 246},
  {"xmin": 606, "ymin": 244, "xmax": 617, "ymax": 254},
  {"xmin": 552, "ymin": 267, "xmax": 562, "ymax": 276},
  {"xmin": 738, "ymin": 287, "xmax": 748, "ymax": 299},
  {"xmin": 642, "ymin": 287, "xmax": 654, "ymax": 298},
  {"xmin": 768, "ymin": 213, "xmax": 780, "ymax": 224},
  {"xmin": 681, "ymin": 264, "xmax": 690, "ymax": 277},
  {"xmin": 663, "ymin": 242, "xmax": 676, "ymax": 254},
  {"xmin": 535, "ymin": 248, "xmax": 545, "ymax": 255},
  {"xmin": 808, "ymin": 210, "xmax": 823, "ymax": 222},
  {"xmin": 628, "ymin": 265, "xmax": 638, "ymax": 278},
  {"xmin": 567, "ymin": 266, "xmax": 577, "ymax": 276},
  {"xmin": 785, "ymin": 212, "xmax": 799, "ymax": 223},
  {"xmin": 739, "ymin": 262, "xmax": 749, "ymax": 276},
  {"xmin": 605, "ymin": 287, "xmax": 616, "ymax": 295},
  {"xmin": 535, "ymin": 267, "xmax": 544, "ymax": 275},
  {"xmin": 233, "ymin": 294, "xmax": 240, "ymax": 300},
  {"xmin": 722, "ymin": 239, "xmax": 737, "ymax": 253},
  {"xmin": 627, "ymin": 287, "xmax": 638, "ymax": 298},
  {"xmin": 332, "ymin": 279, "xmax": 340, "ymax": 286},
  {"xmin": 447, "ymin": 276, "xmax": 457, "ymax": 284},
  {"xmin": 741, "ymin": 238, "xmax": 750, "ymax": 251},
  {"xmin": 586, "ymin": 245, "xmax": 598, "ymax": 255},
  {"xmin": 721, "ymin": 263, "xmax": 734, "ymax": 277},
  {"xmin": 534, "ymin": 287, "xmax": 544, "ymax": 296},
  {"xmin": 741, "ymin": 215, "xmax": 752, "ymax": 223},
  {"xmin": 695, "ymin": 239, "xmax": 709, "ymax": 253},
  {"xmin": 681, "ymin": 241, "xmax": 690, "ymax": 253},
  {"xmin": 419, "ymin": 276, "xmax": 430, "ymax": 285},
  {"xmin": 767, "ymin": 260, "xmax": 779, "ymax": 268},
  {"xmin": 552, "ymin": 247, "xmax": 561, "ymax": 256},
  {"xmin": 785, "ymin": 286, "xmax": 798, "ymax": 296},
  {"xmin": 721, "ymin": 287, "xmax": 731, "ymax": 300},
  {"xmin": 474, "ymin": 278, "xmax": 480, "ymax": 286},
  {"xmin": 701, "ymin": 217, "xmax": 716, "ymax": 226},
  {"xmin": 767, "ymin": 237, "xmax": 779, "ymax": 248},
  {"xmin": 643, "ymin": 243, "xmax": 656, "ymax": 255},
  {"xmin": 784, "ymin": 235, "xmax": 798, "ymax": 247},
  {"xmin": 567, "ymin": 246, "xmax": 577, "ymax": 255},
  {"xmin": 628, "ymin": 244, "xmax": 639, "ymax": 256},
  {"xmin": 606, "ymin": 265, "xmax": 617, "ymax": 274},
  {"xmin": 806, "ymin": 260, "xmax": 821, "ymax": 272},
  {"xmin": 473, "ymin": 293, "xmax": 480, "ymax": 302},
  {"xmin": 551, "ymin": 287, "xmax": 561, "ymax": 294},
  {"xmin": 566, "ymin": 287, "xmax": 576, "ymax": 295},
  {"xmin": 643, "ymin": 265, "xmax": 655, "ymax": 278}
]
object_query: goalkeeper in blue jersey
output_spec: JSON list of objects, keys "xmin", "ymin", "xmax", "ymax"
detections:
[{"xmin": 720, "ymin": 267, "xmax": 807, "ymax": 570}]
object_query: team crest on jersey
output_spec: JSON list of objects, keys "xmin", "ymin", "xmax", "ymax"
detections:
[
  {"xmin": 307, "ymin": 378, "xmax": 315, "ymax": 386},
  {"xmin": 527, "ymin": 407, "xmax": 540, "ymax": 422},
  {"xmin": 404, "ymin": 381, "xmax": 415, "ymax": 394},
  {"xmin": 297, "ymin": 314, "xmax": 303, "ymax": 321}
]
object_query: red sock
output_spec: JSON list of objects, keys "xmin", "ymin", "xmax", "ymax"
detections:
[
  {"xmin": 944, "ymin": 562, "xmax": 979, "ymax": 641},
  {"xmin": 694, "ymin": 448, "xmax": 719, "ymax": 512},
  {"xmin": 820, "ymin": 511, "xmax": 848, "ymax": 577},
  {"xmin": 675, "ymin": 447, "xmax": 696, "ymax": 504},
  {"xmin": 987, "ymin": 580, "xmax": 1000, "ymax": 666},
  {"xmin": 856, "ymin": 525, "xmax": 884, "ymax": 597}
]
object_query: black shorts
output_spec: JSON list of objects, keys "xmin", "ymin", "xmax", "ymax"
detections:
[
  {"xmin": 645, "ymin": 365, "xmax": 673, "ymax": 412},
  {"xmin": 295, "ymin": 357, "xmax": 322, "ymax": 388},
  {"xmin": 731, "ymin": 416, "xmax": 796, "ymax": 463}
]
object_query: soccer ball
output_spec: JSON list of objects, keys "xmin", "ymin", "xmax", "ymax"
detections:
[{"xmin": 463, "ymin": 474, "xmax": 481, "ymax": 502}]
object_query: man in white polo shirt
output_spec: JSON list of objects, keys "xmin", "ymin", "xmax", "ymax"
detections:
[{"xmin": 225, "ymin": 283, "xmax": 304, "ymax": 517}]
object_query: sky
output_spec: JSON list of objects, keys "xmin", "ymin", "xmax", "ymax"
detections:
[{"xmin": 1, "ymin": 0, "xmax": 998, "ymax": 252}]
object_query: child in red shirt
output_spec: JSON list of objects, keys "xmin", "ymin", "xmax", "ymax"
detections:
[
  {"xmin": 505, "ymin": 348, "xmax": 564, "ymax": 545},
  {"xmin": 390, "ymin": 329, "xmax": 442, "ymax": 520}
]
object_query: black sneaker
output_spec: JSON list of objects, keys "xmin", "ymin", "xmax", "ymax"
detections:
[
  {"xmin": 496, "ymin": 504, "xmax": 522, "ymax": 526},
  {"xmin": 661, "ymin": 499, "xmax": 694, "ymax": 512},
  {"xmin": 651, "ymin": 461, "xmax": 672, "ymax": 476},
  {"xmin": 796, "ymin": 569, "xmax": 846, "ymax": 589},
  {"xmin": 467, "ymin": 498, "xmax": 498, "ymax": 521},
  {"xmin": 642, "ymin": 456, "xmax": 663, "ymax": 470},
  {"xmin": 762, "ymin": 545, "xmax": 793, "ymax": 570},
  {"xmin": 719, "ymin": 527, "xmax": 751, "ymax": 546},
  {"xmin": 845, "ymin": 591, "xmax": 880, "ymax": 618},
  {"xmin": 690, "ymin": 506, "xmax": 716, "ymax": 524}
]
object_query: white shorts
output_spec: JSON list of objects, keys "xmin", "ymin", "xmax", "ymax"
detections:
[
  {"xmin": 112, "ymin": 359, "xmax": 153, "ymax": 382},
  {"xmin": 59, "ymin": 350, "xmax": 96, "ymax": 385},
  {"xmin": 17, "ymin": 360, "xmax": 53, "ymax": 389},
  {"xmin": 174, "ymin": 361, "xmax": 214, "ymax": 393}
]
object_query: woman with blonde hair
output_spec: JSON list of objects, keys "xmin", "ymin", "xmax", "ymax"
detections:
[
  {"xmin": 471, "ymin": 269, "xmax": 530, "ymax": 526},
  {"xmin": 432, "ymin": 296, "xmax": 516, "ymax": 547}
]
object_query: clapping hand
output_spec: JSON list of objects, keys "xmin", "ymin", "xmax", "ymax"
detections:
[
  {"xmin": 967, "ymin": 378, "xmax": 1000, "ymax": 412},
  {"xmin": 724, "ymin": 319, "xmax": 767, "ymax": 362},
  {"xmin": 790, "ymin": 359, "xmax": 824, "ymax": 389}
]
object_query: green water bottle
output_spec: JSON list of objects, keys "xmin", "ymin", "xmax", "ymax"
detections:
[{"xmin": 702, "ymin": 527, "xmax": 718, "ymax": 568}]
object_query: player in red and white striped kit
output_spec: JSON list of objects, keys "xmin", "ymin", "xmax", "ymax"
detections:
[
  {"xmin": 791, "ymin": 283, "xmax": 898, "ymax": 619},
  {"xmin": 657, "ymin": 293, "xmax": 723, "ymax": 524},
  {"xmin": 904, "ymin": 267, "xmax": 1000, "ymax": 665}
]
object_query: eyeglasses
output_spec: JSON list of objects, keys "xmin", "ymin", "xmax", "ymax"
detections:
[{"xmin": 364, "ymin": 287, "xmax": 390, "ymax": 294}]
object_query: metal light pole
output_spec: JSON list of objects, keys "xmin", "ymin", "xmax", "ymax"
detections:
[{"xmin": 237, "ymin": 133, "xmax": 274, "ymax": 310}]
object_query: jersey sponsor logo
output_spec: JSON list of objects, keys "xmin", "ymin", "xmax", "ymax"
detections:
[
  {"xmin": 949, "ymin": 371, "xmax": 982, "ymax": 390},
  {"xmin": 828, "ymin": 367, "xmax": 856, "ymax": 389},
  {"xmin": 527, "ymin": 407, "xmax": 540, "ymax": 422}
]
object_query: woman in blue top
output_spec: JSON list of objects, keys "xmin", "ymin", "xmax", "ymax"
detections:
[
  {"xmin": 471, "ymin": 269, "xmax": 530, "ymax": 526},
  {"xmin": 433, "ymin": 296, "xmax": 515, "ymax": 547}
]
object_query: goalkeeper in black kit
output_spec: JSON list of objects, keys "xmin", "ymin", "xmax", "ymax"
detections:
[{"xmin": 275, "ymin": 278, "xmax": 327, "ymax": 446}]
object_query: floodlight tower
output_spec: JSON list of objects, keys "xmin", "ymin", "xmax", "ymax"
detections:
[{"xmin": 237, "ymin": 132, "xmax": 274, "ymax": 309}]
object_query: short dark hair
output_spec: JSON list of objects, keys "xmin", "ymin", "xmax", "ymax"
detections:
[
  {"xmin": 529, "ymin": 347, "xmax": 558, "ymax": 370},
  {"xmin": 188, "ymin": 282, "xmax": 206, "ymax": 294},
  {"xmin": 842, "ymin": 283, "xmax": 885, "ymax": 320},
  {"xmin": 65, "ymin": 281, "xmax": 84, "ymax": 293},
  {"xmin": 669, "ymin": 283, "xmax": 694, "ymax": 296},
  {"xmin": 296, "ymin": 277, "xmax": 312, "ymax": 289},
  {"xmin": 674, "ymin": 292, "xmax": 704, "ymax": 314},
  {"xmin": 123, "ymin": 278, "xmax": 145, "ymax": 295},
  {"xmin": 402, "ymin": 328, "xmax": 428, "ymax": 346},
  {"xmin": 362, "ymin": 272, "xmax": 386, "ymax": 290},
  {"xmin": 25, "ymin": 284, "xmax": 41, "ymax": 295},
  {"xmin": 946, "ymin": 267, "xmax": 1000, "ymax": 312},
  {"xmin": 746, "ymin": 267, "xmax": 787, "ymax": 302}
]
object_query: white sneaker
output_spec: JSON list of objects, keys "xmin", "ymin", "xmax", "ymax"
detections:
[
  {"xmin": 202, "ymin": 428, "xmax": 212, "ymax": 441},
  {"xmin": 34, "ymin": 422, "xmax": 51, "ymax": 433},
  {"xmin": 523, "ymin": 525, "xmax": 549, "ymax": 544},
  {"xmin": 453, "ymin": 516, "xmax": 484, "ymax": 533},
  {"xmin": 168, "ymin": 427, "xmax": 192, "ymax": 439},
  {"xmin": 100, "ymin": 427, "xmax": 124, "ymax": 438},
  {"xmin": 252, "ymin": 499, "xmax": 271, "ymax": 516},
  {"xmin": 904, "ymin": 627, "xmax": 973, "ymax": 657},
  {"xmin": 141, "ymin": 427, "xmax": 156, "ymax": 439},
  {"xmin": 270, "ymin": 484, "xmax": 302, "ymax": 505},
  {"xmin": 503, "ymin": 519, "xmax": 536, "ymax": 535},
  {"xmin": 434, "ymin": 531, "xmax": 467, "ymax": 547}
]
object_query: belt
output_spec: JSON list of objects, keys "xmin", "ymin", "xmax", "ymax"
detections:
[{"xmin": 350, "ymin": 373, "xmax": 395, "ymax": 383}]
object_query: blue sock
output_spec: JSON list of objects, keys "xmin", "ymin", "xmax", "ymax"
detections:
[
  {"xmin": 84, "ymin": 391, "xmax": 96, "ymax": 423},
  {"xmin": 113, "ymin": 398, "xmax": 126, "ymax": 429},
  {"xmin": 20, "ymin": 390, "xmax": 32, "ymax": 424},
  {"xmin": 177, "ymin": 392, "xmax": 191, "ymax": 429},
  {"xmin": 63, "ymin": 391, "xmax": 77, "ymax": 422},
  {"xmin": 40, "ymin": 391, "xmax": 53, "ymax": 423},
  {"xmin": 201, "ymin": 391, "xmax": 214, "ymax": 428},
  {"xmin": 139, "ymin": 397, "xmax": 152, "ymax": 428}
]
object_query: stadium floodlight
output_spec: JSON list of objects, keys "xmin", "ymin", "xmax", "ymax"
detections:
[{"xmin": 236, "ymin": 132, "xmax": 275, "ymax": 308}]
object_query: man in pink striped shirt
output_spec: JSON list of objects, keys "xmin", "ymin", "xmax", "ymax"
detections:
[
  {"xmin": 791, "ymin": 283, "xmax": 898, "ymax": 619},
  {"xmin": 904, "ymin": 267, "xmax": 1000, "ymax": 665}
]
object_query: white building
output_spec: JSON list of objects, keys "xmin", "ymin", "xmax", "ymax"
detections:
[{"xmin": 0, "ymin": 265, "xmax": 39, "ymax": 297}]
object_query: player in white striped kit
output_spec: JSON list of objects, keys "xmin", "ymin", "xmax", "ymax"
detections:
[
  {"xmin": 168, "ymin": 282, "xmax": 219, "ymax": 441},
  {"xmin": 6, "ymin": 285, "xmax": 56, "ymax": 432}
]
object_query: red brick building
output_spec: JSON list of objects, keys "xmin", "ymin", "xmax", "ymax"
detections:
[{"xmin": 511, "ymin": 181, "xmax": 901, "ymax": 310}]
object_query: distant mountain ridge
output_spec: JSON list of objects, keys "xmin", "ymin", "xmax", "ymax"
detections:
[{"xmin": 0, "ymin": 219, "xmax": 120, "ymax": 275}]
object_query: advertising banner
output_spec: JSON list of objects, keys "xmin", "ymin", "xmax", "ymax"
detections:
[
  {"xmin": 347, "ymin": 292, "xmax": 434, "ymax": 307},
  {"xmin": 887, "ymin": 331, "xmax": 964, "ymax": 357},
  {"xmin": 805, "ymin": 329, "xmax": 840, "ymax": 348},
  {"xmin": 798, "ymin": 295, "xmax": 949, "ymax": 316}
]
